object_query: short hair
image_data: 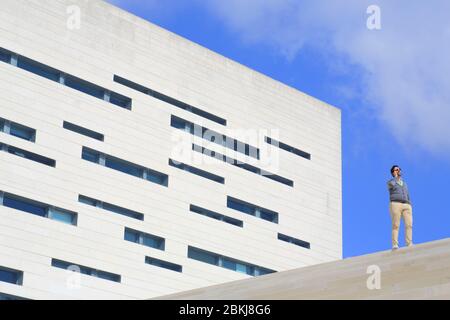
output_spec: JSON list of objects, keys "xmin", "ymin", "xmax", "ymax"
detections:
[{"xmin": 390, "ymin": 165, "xmax": 400, "ymax": 176}]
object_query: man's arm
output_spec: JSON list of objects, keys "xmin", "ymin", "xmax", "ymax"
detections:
[{"xmin": 387, "ymin": 180, "xmax": 395, "ymax": 190}]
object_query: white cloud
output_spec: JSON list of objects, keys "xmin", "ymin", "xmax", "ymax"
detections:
[{"xmin": 200, "ymin": 0, "xmax": 450, "ymax": 157}]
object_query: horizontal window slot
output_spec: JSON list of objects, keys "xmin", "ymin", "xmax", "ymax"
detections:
[
  {"xmin": 78, "ymin": 195, "xmax": 144, "ymax": 220},
  {"xmin": 0, "ymin": 292, "xmax": 30, "ymax": 300},
  {"xmin": 114, "ymin": 75, "xmax": 226, "ymax": 125},
  {"xmin": 192, "ymin": 144, "xmax": 293, "ymax": 187},
  {"xmin": 81, "ymin": 147, "xmax": 168, "ymax": 187},
  {"xmin": 63, "ymin": 121, "xmax": 104, "ymax": 141},
  {"xmin": 188, "ymin": 246, "xmax": 275, "ymax": 277},
  {"xmin": 0, "ymin": 191, "xmax": 77, "ymax": 225},
  {"xmin": 0, "ymin": 266, "xmax": 23, "ymax": 286},
  {"xmin": 171, "ymin": 115, "xmax": 259, "ymax": 159},
  {"xmin": 189, "ymin": 204, "xmax": 243, "ymax": 227},
  {"xmin": 0, "ymin": 143, "xmax": 55, "ymax": 167},
  {"xmin": 227, "ymin": 196, "xmax": 278, "ymax": 224},
  {"xmin": 0, "ymin": 117, "xmax": 36, "ymax": 142},
  {"xmin": 124, "ymin": 227, "xmax": 165, "ymax": 250},
  {"xmin": 0, "ymin": 47, "xmax": 132, "ymax": 110},
  {"xmin": 278, "ymin": 233, "xmax": 311, "ymax": 249},
  {"xmin": 0, "ymin": 48, "xmax": 11, "ymax": 63},
  {"xmin": 169, "ymin": 159, "xmax": 224, "ymax": 184},
  {"xmin": 51, "ymin": 259, "xmax": 121, "ymax": 283},
  {"xmin": 265, "ymin": 136, "xmax": 311, "ymax": 160},
  {"xmin": 145, "ymin": 256, "xmax": 182, "ymax": 273}
]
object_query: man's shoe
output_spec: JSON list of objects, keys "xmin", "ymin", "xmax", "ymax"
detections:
[{"xmin": 392, "ymin": 246, "xmax": 399, "ymax": 251}]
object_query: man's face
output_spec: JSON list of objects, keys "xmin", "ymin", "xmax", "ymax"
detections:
[{"xmin": 393, "ymin": 167, "xmax": 401, "ymax": 177}]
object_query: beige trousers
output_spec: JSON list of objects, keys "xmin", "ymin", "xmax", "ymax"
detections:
[{"xmin": 389, "ymin": 202, "xmax": 413, "ymax": 247}]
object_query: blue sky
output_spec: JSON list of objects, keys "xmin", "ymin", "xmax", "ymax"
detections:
[{"xmin": 107, "ymin": 0, "xmax": 450, "ymax": 258}]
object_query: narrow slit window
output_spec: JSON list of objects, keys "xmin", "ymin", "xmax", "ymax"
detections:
[
  {"xmin": 81, "ymin": 147, "xmax": 168, "ymax": 187},
  {"xmin": 187, "ymin": 246, "xmax": 275, "ymax": 277},
  {"xmin": 1, "ymin": 192, "xmax": 77, "ymax": 225},
  {"xmin": 169, "ymin": 159, "xmax": 224, "ymax": 184},
  {"xmin": 63, "ymin": 121, "xmax": 104, "ymax": 141},
  {"xmin": 78, "ymin": 195, "xmax": 144, "ymax": 221},
  {"xmin": 17, "ymin": 56, "xmax": 60, "ymax": 82},
  {"xmin": 227, "ymin": 196, "xmax": 278, "ymax": 224},
  {"xmin": 145, "ymin": 257, "xmax": 182, "ymax": 273},
  {"xmin": 114, "ymin": 75, "xmax": 226, "ymax": 125},
  {"xmin": 0, "ymin": 266, "xmax": 23, "ymax": 285}
]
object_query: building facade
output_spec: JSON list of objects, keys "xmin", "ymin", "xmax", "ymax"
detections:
[{"xmin": 0, "ymin": 0, "xmax": 341, "ymax": 299}]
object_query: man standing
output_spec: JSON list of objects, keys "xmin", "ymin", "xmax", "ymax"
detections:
[{"xmin": 387, "ymin": 165, "xmax": 413, "ymax": 250}]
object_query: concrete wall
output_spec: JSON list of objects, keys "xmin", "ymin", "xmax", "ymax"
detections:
[
  {"xmin": 0, "ymin": 0, "xmax": 341, "ymax": 299},
  {"xmin": 158, "ymin": 238, "xmax": 450, "ymax": 300}
]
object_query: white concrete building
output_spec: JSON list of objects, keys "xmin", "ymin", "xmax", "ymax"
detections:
[{"xmin": 0, "ymin": 0, "xmax": 341, "ymax": 300}]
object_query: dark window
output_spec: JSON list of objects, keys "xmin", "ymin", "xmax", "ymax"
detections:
[
  {"xmin": 96, "ymin": 271, "xmax": 121, "ymax": 282},
  {"xmin": 113, "ymin": 75, "xmax": 150, "ymax": 95},
  {"xmin": 78, "ymin": 195, "xmax": 98, "ymax": 207},
  {"xmin": 114, "ymin": 75, "xmax": 226, "ymax": 125},
  {"xmin": 192, "ymin": 144, "xmax": 293, "ymax": 187},
  {"xmin": 227, "ymin": 197, "xmax": 254, "ymax": 215},
  {"xmin": 63, "ymin": 121, "xmax": 104, "ymax": 141},
  {"xmin": 51, "ymin": 259, "xmax": 121, "ymax": 283},
  {"xmin": 170, "ymin": 116, "xmax": 188, "ymax": 130},
  {"xmin": 3, "ymin": 194, "xmax": 47, "ymax": 217},
  {"xmin": 8, "ymin": 122, "xmax": 36, "ymax": 142},
  {"xmin": 51, "ymin": 259, "xmax": 90, "ymax": 274},
  {"xmin": 146, "ymin": 168, "xmax": 169, "ymax": 187},
  {"xmin": 263, "ymin": 172, "xmax": 294, "ymax": 187},
  {"xmin": 124, "ymin": 228, "xmax": 165, "ymax": 250},
  {"xmin": 189, "ymin": 204, "xmax": 243, "ymax": 227},
  {"xmin": 5, "ymin": 145, "xmax": 55, "ymax": 167},
  {"xmin": 260, "ymin": 210, "xmax": 277, "ymax": 223},
  {"xmin": 105, "ymin": 156, "xmax": 144, "ymax": 178},
  {"xmin": 278, "ymin": 233, "xmax": 311, "ymax": 249},
  {"xmin": 171, "ymin": 115, "xmax": 259, "ymax": 160},
  {"xmin": 78, "ymin": 195, "xmax": 144, "ymax": 220},
  {"xmin": 82, "ymin": 147, "xmax": 168, "ymax": 187},
  {"xmin": 169, "ymin": 159, "xmax": 225, "ymax": 184},
  {"xmin": 0, "ymin": 292, "xmax": 29, "ymax": 300},
  {"xmin": 227, "ymin": 196, "xmax": 278, "ymax": 224},
  {"xmin": 1, "ymin": 47, "xmax": 132, "ymax": 110},
  {"xmin": 65, "ymin": 75, "xmax": 105, "ymax": 99},
  {"xmin": 0, "ymin": 267, "xmax": 23, "ymax": 285},
  {"xmin": 145, "ymin": 257, "xmax": 182, "ymax": 273},
  {"xmin": 81, "ymin": 147, "xmax": 100, "ymax": 163},
  {"xmin": 265, "ymin": 136, "xmax": 311, "ymax": 160},
  {"xmin": 187, "ymin": 246, "xmax": 275, "ymax": 277},
  {"xmin": 102, "ymin": 202, "xmax": 143, "ymax": 220},
  {"xmin": 0, "ymin": 48, "xmax": 11, "ymax": 63},
  {"xmin": 235, "ymin": 162, "xmax": 260, "ymax": 174},
  {"xmin": 0, "ymin": 118, "xmax": 36, "ymax": 142},
  {"xmin": 109, "ymin": 92, "xmax": 132, "ymax": 109},
  {"xmin": 17, "ymin": 56, "xmax": 60, "ymax": 82},
  {"xmin": 124, "ymin": 228, "xmax": 140, "ymax": 243},
  {"xmin": 2, "ymin": 192, "xmax": 77, "ymax": 225},
  {"xmin": 256, "ymin": 268, "xmax": 274, "ymax": 276},
  {"xmin": 187, "ymin": 247, "xmax": 218, "ymax": 266}
]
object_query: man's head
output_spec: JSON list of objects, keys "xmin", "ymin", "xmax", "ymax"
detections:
[{"xmin": 391, "ymin": 165, "xmax": 401, "ymax": 178}]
